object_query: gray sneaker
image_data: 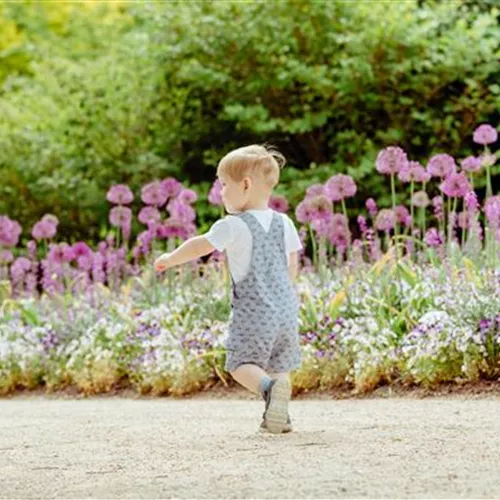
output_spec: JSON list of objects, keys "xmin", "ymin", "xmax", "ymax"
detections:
[
  {"xmin": 260, "ymin": 415, "xmax": 293, "ymax": 434},
  {"xmin": 262, "ymin": 377, "xmax": 291, "ymax": 434}
]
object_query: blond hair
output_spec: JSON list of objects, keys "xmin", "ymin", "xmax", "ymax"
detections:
[{"xmin": 217, "ymin": 144, "xmax": 285, "ymax": 188}]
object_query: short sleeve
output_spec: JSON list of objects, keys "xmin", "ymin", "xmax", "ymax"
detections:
[
  {"xmin": 282, "ymin": 214, "xmax": 303, "ymax": 254},
  {"xmin": 204, "ymin": 218, "xmax": 234, "ymax": 252}
]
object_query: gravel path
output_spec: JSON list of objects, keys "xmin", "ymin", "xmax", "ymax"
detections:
[{"xmin": 1, "ymin": 395, "xmax": 500, "ymax": 499}]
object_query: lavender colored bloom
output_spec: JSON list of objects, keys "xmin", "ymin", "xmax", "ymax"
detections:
[
  {"xmin": 77, "ymin": 255, "xmax": 93, "ymax": 271},
  {"xmin": 107, "ymin": 184, "xmax": 134, "ymax": 205},
  {"xmin": 178, "ymin": 188, "xmax": 198, "ymax": 205},
  {"xmin": 208, "ymin": 180, "xmax": 223, "ymax": 206},
  {"xmin": 439, "ymin": 172, "xmax": 471, "ymax": 198},
  {"xmin": 427, "ymin": 154, "xmax": 457, "ymax": 178},
  {"xmin": 324, "ymin": 174, "xmax": 357, "ymax": 201},
  {"xmin": 295, "ymin": 200, "xmax": 315, "ymax": 224},
  {"xmin": 0, "ymin": 249, "xmax": 13, "ymax": 265},
  {"xmin": 424, "ymin": 228, "xmax": 444, "ymax": 248},
  {"xmin": 309, "ymin": 195, "xmax": 333, "ymax": 221},
  {"xmin": 473, "ymin": 124, "xmax": 498, "ymax": 145},
  {"xmin": 27, "ymin": 240, "xmax": 37, "ymax": 259},
  {"xmin": 366, "ymin": 198, "xmax": 378, "ymax": 218},
  {"xmin": 32, "ymin": 220, "xmax": 57, "ymax": 241},
  {"xmin": 305, "ymin": 184, "xmax": 326, "ymax": 199},
  {"xmin": 160, "ymin": 177, "xmax": 182, "ymax": 198},
  {"xmin": 138, "ymin": 206, "xmax": 161, "ymax": 225},
  {"xmin": 460, "ymin": 156, "xmax": 482, "ymax": 173},
  {"xmin": 329, "ymin": 226, "xmax": 351, "ymax": 251},
  {"xmin": 394, "ymin": 205, "xmax": 410, "ymax": 225},
  {"xmin": 0, "ymin": 216, "xmax": 22, "ymax": 247},
  {"xmin": 357, "ymin": 215, "xmax": 368, "ymax": 235},
  {"xmin": 109, "ymin": 206, "xmax": 132, "ymax": 228},
  {"xmin": 167, "ymin": 199, "xmax": 196, "ymax": 223},
  {"xmin": 457, "ymin": 212, "xmax": 470, "ymax": 230},
  {"xmin": 398, "ymin": 161, "xmax": 428, "ymax": 183},
  {"xmin": 432, "ymin": 196, "xmax": 444, "ymax": 221},
  {"xmin": 484, "ymin": 196, "xmax": 500, "ymax": 227},
  {"xmin": 42, "ymin": 214, "xmax": 59, "ymax": 227},
  {"xmin": 375, "ymin": 209, "xmax": 397, "ymax": 232},
  {"xmin": 141, "ymin": 181, "xmax": 168, "ymax": 207},
  {"xmin": 464, "ymin": 191, "xmax": 479, "ymax": 213},
  {"xmin": 376, "ymin": 146, "xmax": 409, "ymax": 175},
  {"xmin": 269, "ymin": 195, "xmax": 289, "ymax": 213},
  {"xmin": 412, "ymin": 190, "xmax": 430, "ymax": 208},
  {"xmin": 480, "ymin": 153, "xmax": 497, "ymax": 168},
  {"xmin": 72, "ymin": 242, "xmax": 92, "ymax": 259}
]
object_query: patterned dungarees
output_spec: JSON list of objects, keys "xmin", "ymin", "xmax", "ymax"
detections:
[{"xmin": 224, "ymin": 211, "xmax": 301, "ymax": 373}]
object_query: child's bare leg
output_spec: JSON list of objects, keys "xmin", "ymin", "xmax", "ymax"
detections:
[{"xmin": 230, "ymin": 364, "xmax": 272, "ymax": 395}]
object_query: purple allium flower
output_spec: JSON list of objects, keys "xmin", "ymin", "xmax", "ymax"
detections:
[
  {"xmin": 395, "ymin": 205, "xmax": 410, "ymax": 225},
  {"xmin": 432, "ymin": 196, "xmax": 444, "ymax": 221},
  {"xmin": 109, "ymin": 206, "xmax": 132, "ymax": 228},
  {"xmin": 178, "ymin": 188, "xmax": 198, "ymax": 205},
  {"xmin": 357, "ymin": 215, "xmax": 368, "ymax": 235},
  {"xmin": 302, "ymin": 195, "xmax": 332, "ymax": 222},
  {"xmin": 72, "ymin": 242, "xmax": 92, "ymax": 259},
  {"xmin": 141, "ymin": 181, "xmax": 168, "ymax": 207},
  {"xmin": 0, "ymin": 216, "xmax": 22, "ymax": 247},
  {"xmin": 0, "ymin": 249, "xmax": 13, "ymax": 265},
  {"xmin": 461, "ymin": 156, "xmax": 482, "ymax": 173},
  {"xmin": 167, "ymin": 199, "xmax": 196, "ymax": 223},
  {"xmin": 464, "ymin": 191, "xmax": 479, "ymax": 213},
  {"xmin": 324, "ymin": 174, "xmax": 357, "ymax": 201},
  {"xmin": 484, "ymin": 196, "xmax": 500, "ymax": 227},
  {"xmin": 366, "ymin": 198, "xmax": 378, "ymax": 218},
  {"xmin": 427, "ymin": 154, "xmax": 457, "ymax": 178},
  {"xmin": 160, "ymin": 177, "xmax": 183, "ymax": 199},
  {"xmin": 412, "ymin": 190, "xmax": 430, "ymax": 208},
  {"xmin": 138, "ymin": 206, "xmax": 161, "ymax": 225},
  {"xmin": 473, "ymin": 124, "xmax": 498, "ymax": 145},
  {"xmin": 457, "ymin": 212, "xmax": 470, "ymax": 230},
  {"xmin": 376, "ymin": 146, "xmax": 409, "ymax": 175},
  {"xmin": 48, "ymin": 243, "xmax": 69, "ymax": 264},
  {"xmin": 480, "ymin": 153, "xmax": 497, "ymax": 168},
  {"xmin": 269, "ymin": 195, "xmax": 289, "ymax": 213},
  {"xmin": 424, "ymin": 228, "xmax": 444, "ymax": 248},
  {"xmin": 305, "ymin": 184, "xmax": 326, "ymax": 199},
  {"xmin": 375, "ymin": 209, "xmax": 397, "ymax": 232},
  {"xmin": 439, "ymin": 172, "xmax": 471, "ymax": 198},
  {"xmin": 296, "ymin": 200, "xmax": 315, "ymax": 224},
  {"xmin": 328, "ymin": 225, "xmax": 351, "ymax": 250},
  {"xmin": 32, "ymin": 220, "xmax": 57, "ymax": 241},
  {"xmin": 27, "ymin": 240, "xmax": 37, "ymax": 259},
  {"xmin": 208, "ymin": 180, "xmax": 223, "ymax": 206},
  {"xmin": 106, "ymin": 184, "xmax": 134, "ymax": 205},
  {"xmin": 42, "ymin": 214, "xmax": 59, "ymax": 227},
  {"xmin": 398, "ymin": 161, "xmax": 428, "ymax": 183}
]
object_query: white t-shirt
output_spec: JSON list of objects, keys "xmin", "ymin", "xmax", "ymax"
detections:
[{"xmin": 204, "ymin": 209, "xmax": 302, "ymax": 283}]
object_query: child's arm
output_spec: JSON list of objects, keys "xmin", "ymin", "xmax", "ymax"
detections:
[
  {"xmin": 288, "ymin": 251, "xmax": 299, "ymax": 282},
  {"xmin": 154, "ymin": 236, "xmax": 216, "ymax": 272}
]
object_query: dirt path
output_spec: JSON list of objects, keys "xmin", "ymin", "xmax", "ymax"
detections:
[{"xmin": 1, "ymin": 395, "xmax": 500, "ymax": 499}]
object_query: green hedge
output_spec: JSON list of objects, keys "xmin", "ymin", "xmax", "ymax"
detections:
[{"xmin": 0, "ymin": 0, "xmax": 498, "ymax": 241}]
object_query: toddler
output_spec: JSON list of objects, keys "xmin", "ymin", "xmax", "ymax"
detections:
[{"xmin": 154, "ymin": 145, "xmax": 302, "ymax": 434}]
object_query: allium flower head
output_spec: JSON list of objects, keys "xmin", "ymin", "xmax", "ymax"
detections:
[
  {"xmin": 324, "ymin": 174, "xmax": 357, "ymax": 201},
  {"xmin": 160, "ymin": 178, "xmax": 182, "ymax": 198},
  {"xmin": 208, "ymin": 180, "xmax": 223, "ymax": 206},
  {"xmin": 395, "ymin": 205, "xmax": 410, "ymax": 225},
  {"xmin": 427, "ymin": 154, "xmax": 457, "ymax": 178},
  {"xmin": 138, "ymin": 206, "xmax": 161, "ymax": 225},
  {"xmin": 376, "ymin": 146, "xmax": 409, "ymax": 175},
  {"xmin": 464, "ymin": 191, "xmax": 479, "ymax": 213},
  {"xmin": 424, "ymin": 228, "xmax": 444, "ymax": 248},
  {"xmin": 480, "ymin": 153, "xmax": 497, "ymax": 168},
  {"xmin": 167, "ymin": 199, "xmax": 196, "ymax": 223},
  {"xmin": 0, "ymin": 249, "xmax": 13, "ymax": 265},
  {"xmin": 305, "ymin": 184, "xmax": 326, "ymax": 199},
  {"xmin": 484, "ymin": 195, "xmax": 500, "ymax": 227},
  {"xmin": 366, "ymin": 198, "xmax": 377, "ymax": 217},
  {"xmin": 375, "ymin": 209, "xmax": 397, "ymax": 232},
  {"xmin": 295, "ymin": 200, "xmax": 315, "ymax": 224},
  {"xmin": 109, "ymin": 206, "xmax": 132, "ymax": 228},
  {"xmin": 460, "ymin": 156, "xmax": 482, "ymax": 173},
  {"xmin": 178, "ymin": 188, "xmax": 198, "ymax": 205},
  {"xmin": 412, "ymin": 190, "xmax": 430, "ymax": 208},
  {"xmin": 32, "ymin": 219, "xmax": 57, "ymax": 241},
  {"xmin": 473, "ymin": 124, "xmax": 498, "ymax": 145},
  {"xmin": 269, "ymin": 195, "xmax": 289, "ymax": 213},
  {"xmin": 308, "ymin": 195, "xmax": 333, "ymax": 221},
  {"xmin": 42, "ymin": 214, "xmax": 59, "ymax": 227},
  {"xmin": 398, "ymin": 161, "xmax": 428, "ymax": 183},
  {"xmin": 72, "ymin": 242, "xmax": 92, "ymax": 259},
  {"xmin": 439, "ymin": 172, "xmax": 471, "ymax": 198},
  {"xmin": 107, "ymin": 184, "xmax": 134, "ymax": 205},
  {"xmin": 141, "ymin": 181, "xmax": 168, "ymax": 207},
  {"xmin": 0, "ymin": 216, "xmax": 22, "ymax": 247}
]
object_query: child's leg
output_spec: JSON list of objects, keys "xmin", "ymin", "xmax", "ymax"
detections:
[{"xmin": 230, "ymin": 363, "xmax": 272, "ymax": 396}]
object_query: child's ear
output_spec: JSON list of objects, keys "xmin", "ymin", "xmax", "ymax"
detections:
[{"xmin": 243, "ymin": 177, "xmax": 252, "ymax": 191}]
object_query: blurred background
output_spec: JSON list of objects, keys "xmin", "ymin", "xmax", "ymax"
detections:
[{"xmin": 0, "ymin": 0, "xmax": 498, "ymax": 242}]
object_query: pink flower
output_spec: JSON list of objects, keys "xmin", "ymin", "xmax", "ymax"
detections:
[
  {"xmin": 375, "ymin": 209, "xmax": 397, "ymax": 232},
  {"xmin": 309, "ymin": 195, "xmax": 333, "ymax": 221},
  {"xmin": 324, "ymin": 174, "xmax": 357, "ymax": 201},
  {"xmin": 107, "ymin": 184, "xmax": 134, "ymax": 205},
  {"xmin": 141, "ymin": 181, "xmax": 168, "ymax": 207},
  {"xmin": 473, "ymin": 124, "xmax": 498, "ymax": 145},
  {"xmin": 160, "ymin": 178, "xmax": 182, "ymax": 198},
  {"xmin": 398, "ymin": 161, "xmax": 428, "ymax": 183},
  {"xmin": 0, "ymin": 250, "xmax": 13, "ymax": 265},
  {"xmin": 269, "ymin": 195, "xmax": 289, "ymax": 213},
  {"xmin": 330, "ymin": 213, "xmax": 349, "ymax": 231},
  {"xmin": 72, "ymin": 242, "xmax": 92, "ymax": 259},
  {"xmin": 484, "ymin": 196, "xmax": 500, "ymax": 227},
  {"xmin": 395, "ymin": 205, "xmax": 410, "ymax": 225},
  {"xmin": 427, "ymin": 154, "xmax": 457, "ymax": 178},
  {"xmin": 328, "ymin": 226, "xmax": 351, "ymax": 250},
  {"xmin": 464, "ymin": 191, "xmax": 479, "ymax": 213},
  {"xmin": 365, "ymin": 198, "xmax": 377, "ymax": 218},
  {"xmin": 432, "ymin": 196, "xmax": 444, "ymax": 222},
  {"xmin": 178, "ymin": 188, "xmax": 198, "ymax": 205},
  {"xmin": 460, "ymin": 156, "xmax": 482, "ymax": 173},
  {"xmin": 138, "ymin": 206, "xmax": 161, "ymax": 225},
  {"xmin": 32, "ymin": 220, "xmax": 57, "ymax": 241},
  {"xmin": 357, "ymin": 215, "xmax": 368, "ymax": 235},
  {"xmin": 295, "ymin": 200, "xmax": 315, "ymax": 224},
  {"xmin": 412, "ymin": 191, "xmax": 430, "ymax": 208},
  {"xmin": 305, "ymin": 184, "xmax": 326, "ymax": 199},
  {"xmin": 208, "ymin": 180, "xmax": 223, "ymax": 206},
  {"xmin": 439, "ymin": 172, "xmax": 471, "ymax": 198},
  {"xmin": 457, "ymin": 212, "xmax": 470, "ymax": 230},
  {"xmin": 0, "ymin": 216, "xmax": 22, "ymax": 247},
  {"xmin": 109, "ymin": 206, "xmax": 132, "ymax": 228},
  {"xmin": 167, "ymin": 199, "xmax": 196, "ymax": 223},
  {"xmin": 48, "ymin": 243, "xmax": 73, "ymax": 264},
  {"xmin": 424, "ymin": 228, "xmax": 444, "ymax": 248},
  {"xmin": 376, "ymin": 146, "xmax": 409, "ymax": 175}
]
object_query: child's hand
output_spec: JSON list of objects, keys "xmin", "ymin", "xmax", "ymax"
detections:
[{"xmin": 154, "ymin": 254, "xmax": 171, "ymax": 273}]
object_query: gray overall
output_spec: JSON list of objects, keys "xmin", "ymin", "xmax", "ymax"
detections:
[{"xmin": 225, "ymin": 211, "xmax": 301, "ymax": 373}]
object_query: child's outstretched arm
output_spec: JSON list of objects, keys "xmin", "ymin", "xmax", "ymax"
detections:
[
  {"xmin": 154, "ymin": 236, "xmax": 216, "ymax": 272},
  {"xmin": 288, "ymin": 251, "xmax": 299, "ymax": 281}
]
